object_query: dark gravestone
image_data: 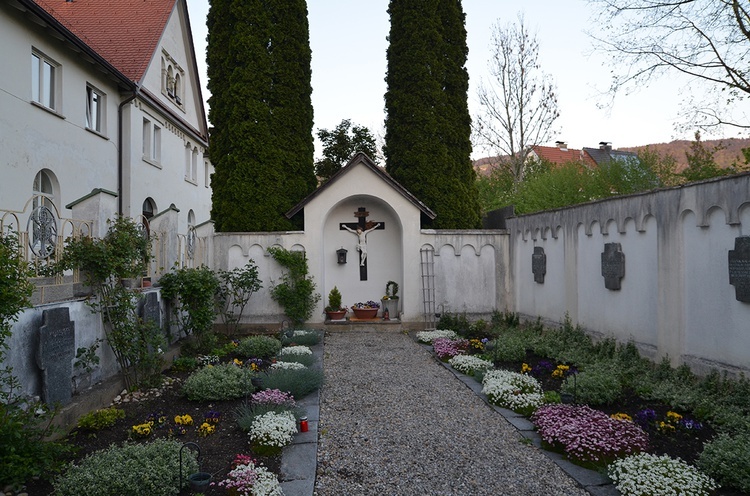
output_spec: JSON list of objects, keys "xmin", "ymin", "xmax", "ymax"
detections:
[
  {"xmin": 36, "ymin": 307, "xmax": 75, "ymax": 406},
  {"xmin": 729, "ymin": 236, "xmax": 750, "ymax": 303},
  {"xmin": 532, "ymin": 247, "xmax": 546, "ymax": 284},
  {"xmin": 140, "ymin": 291, "xmax": 161, "ymax": 327},
  {"xmin": 601, "ymin": 242, "xmax": 625, "ymax": 290}
]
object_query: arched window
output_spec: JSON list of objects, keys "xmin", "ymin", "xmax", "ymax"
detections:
[
  {"xmin": 142, "ymin": 198, "xmax": 156, "ymax": 220},
  {"xmin": 187, "ymin": 209, "xmax": 195, "ymax": 228},
  {"xmin": 174, "ymin": 73, "xmax": 182, "ymax": 104},
  {"xmin": 166, "ymin": 66, "xmax": 175, "ymax": 97},
  {"xmin": 191, "ymin": 148, "xmax": 198, "ymax": 182},
  {"xmin": 32, "ymin": 169, "xmax": 56, "ymax": 210}
]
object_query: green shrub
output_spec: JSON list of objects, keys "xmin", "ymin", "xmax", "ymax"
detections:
[
  {"xmin": 236, "ymin": 335, "xmax": 282, "ymax": 359},
  {"xmin": 280, "ymin": 329, "xmax": 321, "ymax": 346},
  {"xmin": 76, "ymin": 407, "xmax": 125, "ymax": 431},
  {"xmin": 436, "ymin": 312, "xmax": 471, "ymax": 336},
  {"xmin": 171, "ymin": 356, "xmax": 198, "ymax": 372},
  {"xmin": 181, "ymin": 363, "xmax": 253, "ymax": 401},
  {"xmin": 53, "ymin": 439, "xmax": 197, "ymax": 496},
  {"xmin": 561, "ymin": 362, "xmax": 622, "ymax": 406},
  {"xmin": 275, "ymin": 352, "xmax": 315, "ymax": 367},
  {"xmin": 698, "ymin": 432, "xmax": 750, "ymax": 492},
  {"xmin": 488, "ymin": 334, "xmax": 527, "ymax": 363},
  {"xmin": 262, "ymin": 367, "xmax": 324, "ymax": 399}
]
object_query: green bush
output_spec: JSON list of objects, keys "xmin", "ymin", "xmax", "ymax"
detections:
[
  {"xmin": 76, "ymin": 407, "xmax": 125, "ymax": 431},
  {"xmin": 236, "ymin": 335, "xmax": 282, "ymax": 359},
  {"xmin": 159, "ymin": 265, "xmax": 220, "ymax": 349},
  {"xmin": 171, "ymin": 356, "xmax": 198, "ymax": 372},
  {"xmin": 53, "ymin": 439, "xmax": 197, "ymax": 496},
  {"xmin": 262, "ymin": 367, "xmax": 324, "ymax": 399},
  {"xmin": 561, "ymin": 362, "xmax": 622, "ymax": 406},
  {"xmin": 698, "ymin": 432, "xmax": 750, "ymax": 492},
  {"xmin": 488, "ymin": 334, "xmax": 527, "ymax": 363},
  {"xmin": 268, "ymin": 247, "xmax": 321, "ymax": 325},
  {"xmin": 275, "ymin": 352, "xmax": 315, "ymax": 367},
  {"xmin": 181, "ymin": 363, "xmax": 253, "ymax": 401},
  {"xmin": 280, "ymin": 329, "xmax": 321, "ymax": 346}
]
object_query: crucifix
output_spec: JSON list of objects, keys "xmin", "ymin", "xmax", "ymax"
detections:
[{"xmin": 340, "ymin": 207, "xmax": 385, "ymax": 281}]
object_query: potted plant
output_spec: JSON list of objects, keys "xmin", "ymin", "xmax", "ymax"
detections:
[
  {"xmin": 350, "ymin": 300, "xmax": 380, "ymax": 319},
  {"xmin": 381, "ymin": 280, "xmax": 400, "ymax": 319},
  {"xmin": 324, "ymin": 286, "xmax": 347, "ymax": 320}
]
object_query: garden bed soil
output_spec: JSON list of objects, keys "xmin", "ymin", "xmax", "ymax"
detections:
[{"xmin": 24, "ymin": 369, "xmax": 278, "ymax": 496}]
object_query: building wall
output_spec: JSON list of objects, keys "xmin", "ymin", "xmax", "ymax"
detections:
[{"xmin": 508, "ymin": 172, "xmax": 750, "ymax": 374}]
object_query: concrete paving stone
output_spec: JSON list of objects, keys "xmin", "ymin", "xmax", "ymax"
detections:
[
  {"xmin": 504, "ymin": 415, "xmax": 536, "ymax": 431},
  {"xmin": 279, "ymin": 478, "xmax": 316, "ymax": 496},
  {"xmin": 291, "ymin": 421, "xmax": 318, "ymax": 445}
]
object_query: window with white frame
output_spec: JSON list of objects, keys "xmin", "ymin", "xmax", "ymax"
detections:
[
  {"xmin": 85, "ymin": 84, "xmax": 106, "ymax": 133},
  {"xmin": 142, "ymin": 118, "xmax": 161, "ymax": 164},
  {"xmin": 31, "ymin": 50, "xmax": 60, "ymax": 111},
  {"xmin": 161, "ymin": 50, "xmax": 185, "ymax": 109},
  {"xmin": 204, "ymin": 160, "xmax": 211, "ymax": 188},
  {"xmin": 191, "ymin": 148, "xmax": 198, "ymax": 182},
  {"xmin": 32, "ymin": 169, "xmax": 56, "ymax": 210}
]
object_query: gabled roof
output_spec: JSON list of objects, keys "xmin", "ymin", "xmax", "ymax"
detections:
[
  {"xmin": 28, "ymin": 0, "xmax": 176, "ymax": 82},
  {"xmin": 583, "ymin": 147, "xmax": 639, "ymax": 166},
  {"xmin": 531, "ymin": 145, "xmax": 597, "ymax": 168},
  {"xmin": 286, "ymin": 153, "xmax": 437, "ymax": 219}
]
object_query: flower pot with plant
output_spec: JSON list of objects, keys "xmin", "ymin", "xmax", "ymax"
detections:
[
  {"xmin": 351, "ymin": 300, "xmax": 380, "ymax": 319},
  {"xmin": 381, "ymin": 280, "xmax": 400, "ymax": 319},
  {"xmin": 324, "ymin": 286, "xmax": 347, "ymax": 320}
]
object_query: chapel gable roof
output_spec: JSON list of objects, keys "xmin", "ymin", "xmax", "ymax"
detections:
[
  {"xmin": 27, "ymin": 0, "xmax": 176, "ymax": 82},
  {"xmin": 286, "ymin": 153, "xmax": 437, "ymax": 219}
]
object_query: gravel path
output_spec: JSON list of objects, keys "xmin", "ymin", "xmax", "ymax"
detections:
[{"xmin": 314, "ymin": 329, "xmax": 589, "ymax": 496}]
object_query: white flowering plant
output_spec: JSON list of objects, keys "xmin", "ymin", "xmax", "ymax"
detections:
[
  {"xmin": 270, "ymin": 361, "xmax": 306, "ymax": 370},
  {"xmin": 213, "ymin": 454, "xmax": 283, "ymax": 496},
  {"xmin": 482, "ymin": 369, "xmax": 544, "ymax": 415},
  {"xmin": 249, "ymin": 411, "xmax": 297, "ymax": 452},
  {"xmin": 277, "ymin": 345, "xmax": 313, "ymax": 356},
  {"xmin": 608, "ymin": 453, "xmax": 718, "ymax": 496},
  {"xmin": 448, "ymin": 355, "xmax": 493, "ymax": 376},
  {"xmin": 416, "ymin": 329, "xmax": 458, "ymax": 343}
]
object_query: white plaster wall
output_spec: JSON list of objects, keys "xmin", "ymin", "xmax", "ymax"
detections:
[
  {"xmin": 433, "ymin": 242, "xmax": 497, "ymax": 315},
  {"xmin": 1, "ymin": 4, "xmax": 119, "ymax": 215},
  {"xmin": 682, "ymin": 208, "xmax": 750, "ymax": 368},
  {"xmin": 515, "ymin": 228, "xmax": 568, "ymax": 322}
]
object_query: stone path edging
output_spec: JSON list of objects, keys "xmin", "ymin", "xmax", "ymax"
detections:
[{"xmin": 417, "ymin": 340, "xmax": 621, "ymax": 496}]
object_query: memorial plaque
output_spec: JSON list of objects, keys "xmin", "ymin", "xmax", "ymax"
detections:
[
  {"xmin": 532, "ymin": 247, "xmax": 546, "ymax": 284},
  {"xmin": 140, "ymin": 291, "xmax": 161, "ymax": 327},
  {"xmin": 601, "ymin": 242, "xmax": 625, "ymax": 290},
  {"xmin": 729, "ymin": 236, "xmax": 750, "ymax": 303},
  {"xmin": 36, "ymin": 307, "xmax": 75, "ymax": 406}
]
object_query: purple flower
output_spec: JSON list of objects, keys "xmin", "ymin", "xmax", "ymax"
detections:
[
  {"xmin": 679, "ymin": 418, "xmax": 703, "ymax": 430},
  {"xmin": 432, "ymin": 337, "xmax": 469, "ymax": 360},
  {"xmin": 635, "ymin": 408, "xmax": 657, "ymax": 428}
]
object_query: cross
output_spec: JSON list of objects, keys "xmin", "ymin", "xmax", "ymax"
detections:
[{"xmin": 340, "ymin": 207, "xmax": 385, "ymax": 281}]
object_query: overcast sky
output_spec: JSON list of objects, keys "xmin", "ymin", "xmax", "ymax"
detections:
[{"xmin": 186, "ymin": 0, "xmax": 724, "ymax": 159}]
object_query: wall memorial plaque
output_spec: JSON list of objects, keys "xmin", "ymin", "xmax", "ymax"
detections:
[
  {"xmin": 601, "ymin": 242, "xmax": 625, "ymax": 290},
  {"xmin": 532, "ymin": 246, "xmax": 546, "ymax": 284},
  {"xmin": 729, "ymin": 236, "xmax": 750, "ymax": 303},
  {"xmin": 36, "ymin": 307, "xmax": 75, "ymax": 406}
]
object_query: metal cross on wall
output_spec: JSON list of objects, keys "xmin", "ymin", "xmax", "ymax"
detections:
[{"xmin": 340, "ymin": 207, "xmax": 385, "ymax": 281}]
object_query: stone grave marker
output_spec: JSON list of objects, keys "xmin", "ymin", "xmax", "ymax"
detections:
[
  {"xmin": 601, "ymin": 242, "xmax": 625, "ymax": 290},
  {"xmin": 36, "ymin": 307, "xmax": 75, "ymax": 406},
  {"xmin": 729, "ymin": 236, "xmax": 750, "ymax": 303},
  {"xmin": 141, "ymin": 291, "xmax": 161, "ymax": 327},
  {"xmin": 532, "ymin": 247, "xmax": 546, "ymax": 284}
]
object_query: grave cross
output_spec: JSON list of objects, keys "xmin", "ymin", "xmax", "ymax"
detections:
[
  {"xmin": 601, "ymin": 242, "xmax": 625, "ymax": 290},
  {"xmin": 729, "ymin": 236, "xmax": 750, "ymax": 303},
  {"xmin": 340, "ymin": 207, "xmax": 385, "ymax": 281}
]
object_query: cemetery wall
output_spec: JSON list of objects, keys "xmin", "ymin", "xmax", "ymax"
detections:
[{"xmin": 507, "ymin": 172, "xmax": 750, "ymax": 375}]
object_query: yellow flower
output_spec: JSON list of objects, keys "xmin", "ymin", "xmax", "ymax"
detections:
[
  {"xmin": 233, "ymin": 358, "xmax": 243, "ymax": 366},
  {"xmin": 250, "ymin": 363, "xmax": 259, "ymax": 372},
  {"xmin": 666, "ymin": 411, "xmax": 683, "ymax": 423},
  {"xmin": 175, "ymin": 414, "xmax": 193, "ymax": 426},
  {"xmin": 658, "ymin": 421, "xmax": 675, "ymax": 433},
  {"xmin": 610, "ymin": 412, "xmax": 632, "ymax": 422},
  {"xmin": 132, "ymin": 422, "xmax": 152, "ymax": 437},
  {"xmin": 521, "ymin": 363, "xmax": 532, "ymax": 374},
  {"xmin": 198, "ymin": 422, "xmax": 215, "ymax": 437},
  {"xmin": 551, "ymin": 364, "xmax": 569, "ymax": 378}
]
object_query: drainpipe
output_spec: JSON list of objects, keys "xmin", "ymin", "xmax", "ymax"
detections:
[{"xmin": 118, "ymin": 91, "xmax": 138, "ymax": 216}]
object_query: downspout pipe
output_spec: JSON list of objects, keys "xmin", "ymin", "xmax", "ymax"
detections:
[{"xmin": 118, "ymin": 91, "xmax": 138, "ymax": 216}]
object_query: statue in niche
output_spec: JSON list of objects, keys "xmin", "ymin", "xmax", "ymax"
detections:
[{"xmin": 343, "ymin": 223, "xmax": 381, "ymax": 266}]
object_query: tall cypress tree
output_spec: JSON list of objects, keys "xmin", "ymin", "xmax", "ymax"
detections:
[
  {"xmin": 207, "ymin": 0, "xmax": 316, "ymax": 232},
  {"xmin": 384, "ymin": 0, "xmax": 480, "ymax": 229}
]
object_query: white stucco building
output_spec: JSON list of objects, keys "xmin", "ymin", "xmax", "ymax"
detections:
[{"xmin": 1, "ymin": 0, "xmax": 212, "ymax": 241}]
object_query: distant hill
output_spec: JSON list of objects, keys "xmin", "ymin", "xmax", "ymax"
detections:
[{"xmin": 623, "ymin": 137, "xmax": 750, "ymax": 171}]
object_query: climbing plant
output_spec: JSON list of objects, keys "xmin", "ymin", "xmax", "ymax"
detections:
[{"xmin": 268, "ymin": 247, "xmax": 320, "ymax": 325}]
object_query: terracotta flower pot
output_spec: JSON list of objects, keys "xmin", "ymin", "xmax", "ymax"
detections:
[
  {"xmin": 326, "ymin": 310, "xmax": 347, "ymax": 320},
  {"xmin": 352, "ymin": 308, "xmax": 378, "ymax": 319}
]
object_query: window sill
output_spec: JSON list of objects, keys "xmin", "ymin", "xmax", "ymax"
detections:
[
  {"xmin": 85, "ymin": 127, "xmax": 109, "ymax": 140},
  {"xmin": 31, "ymin": 100, "xmax": 65, "ymax": 119},
  {"xmin": 143, "ymin": 157, "xmax": 162, "ymax": 169},
  {"xmin": 184, "ymin": 177, "xmax": 198, "ymax": 186}
]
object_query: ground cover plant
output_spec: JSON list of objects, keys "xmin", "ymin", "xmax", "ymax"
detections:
[
  {"xmin": 21, "ymin": 330, "xmax": 324, "ymax": 495},
  {"xmin": 426, "ymin": 313, "xmax": 750, "ymax": 495}
]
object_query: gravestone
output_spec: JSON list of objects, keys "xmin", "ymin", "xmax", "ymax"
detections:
[
  {"xmin": 532, "ymin": 247, "xmax": 546, "ymax": 284},
  {"xmin": 729, "ymin": 236, "xmax": 750, "ymax": 303},
  {"xmin": 140, "ymin": 291, "xmax": 161, "ymax": 327},
  {"xmin": 36, "ymin": 307, "xmax": 75, "ymax": 406},
  {"xmin": 601, "ymin": 242, "xmax": 625, "ymax": 290}
]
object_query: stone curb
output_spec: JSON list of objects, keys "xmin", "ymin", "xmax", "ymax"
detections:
[
  {"xmin": 279, "ymin": 331, "xmax": 324, "ymax": 496},
  {"xmin": 416, "ymin": 340, "xmax": 620, "ymax": 496}
]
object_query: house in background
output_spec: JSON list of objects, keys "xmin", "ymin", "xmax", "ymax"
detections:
[
  {"xmin": 1, "ymin": 0, "xmax": 212, "ymax": 261},
  {"xmin": 583, "ymin": 142, "xmax": 639, "ymax": 167},
  {"xmin": 529, "ymin": 141, "xmax": 597, "ymax": 168}
]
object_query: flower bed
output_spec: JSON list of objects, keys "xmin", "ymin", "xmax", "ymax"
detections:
[{"xmin": 481, "ymin": 369, "xmax": 544, "ymax": 415}]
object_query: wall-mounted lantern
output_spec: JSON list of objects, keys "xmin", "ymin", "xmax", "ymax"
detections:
[{"xmin": 336, "ymin": 247, "xmax": 348, "ymax": 264}]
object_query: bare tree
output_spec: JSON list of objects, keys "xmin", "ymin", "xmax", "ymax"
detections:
[
  {"xmin": 589, "ymin": 0, "xmax": 750, "ymax": 131},
  {"xmin": 473, "ymin": 14, "xmax": 560, "ymax": 184}
]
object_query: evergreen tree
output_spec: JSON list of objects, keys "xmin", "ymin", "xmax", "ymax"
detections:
[
  {"xmin": 315, "ymin": 119, "xmax": 378, "ymax": 181},
  {"xmin": 384, "ymin": 0, "xmax": 480, "ymax": 229},
  {"xmin": 207, "ymin": 0, "xmax": 316, "ymax": 232}
]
